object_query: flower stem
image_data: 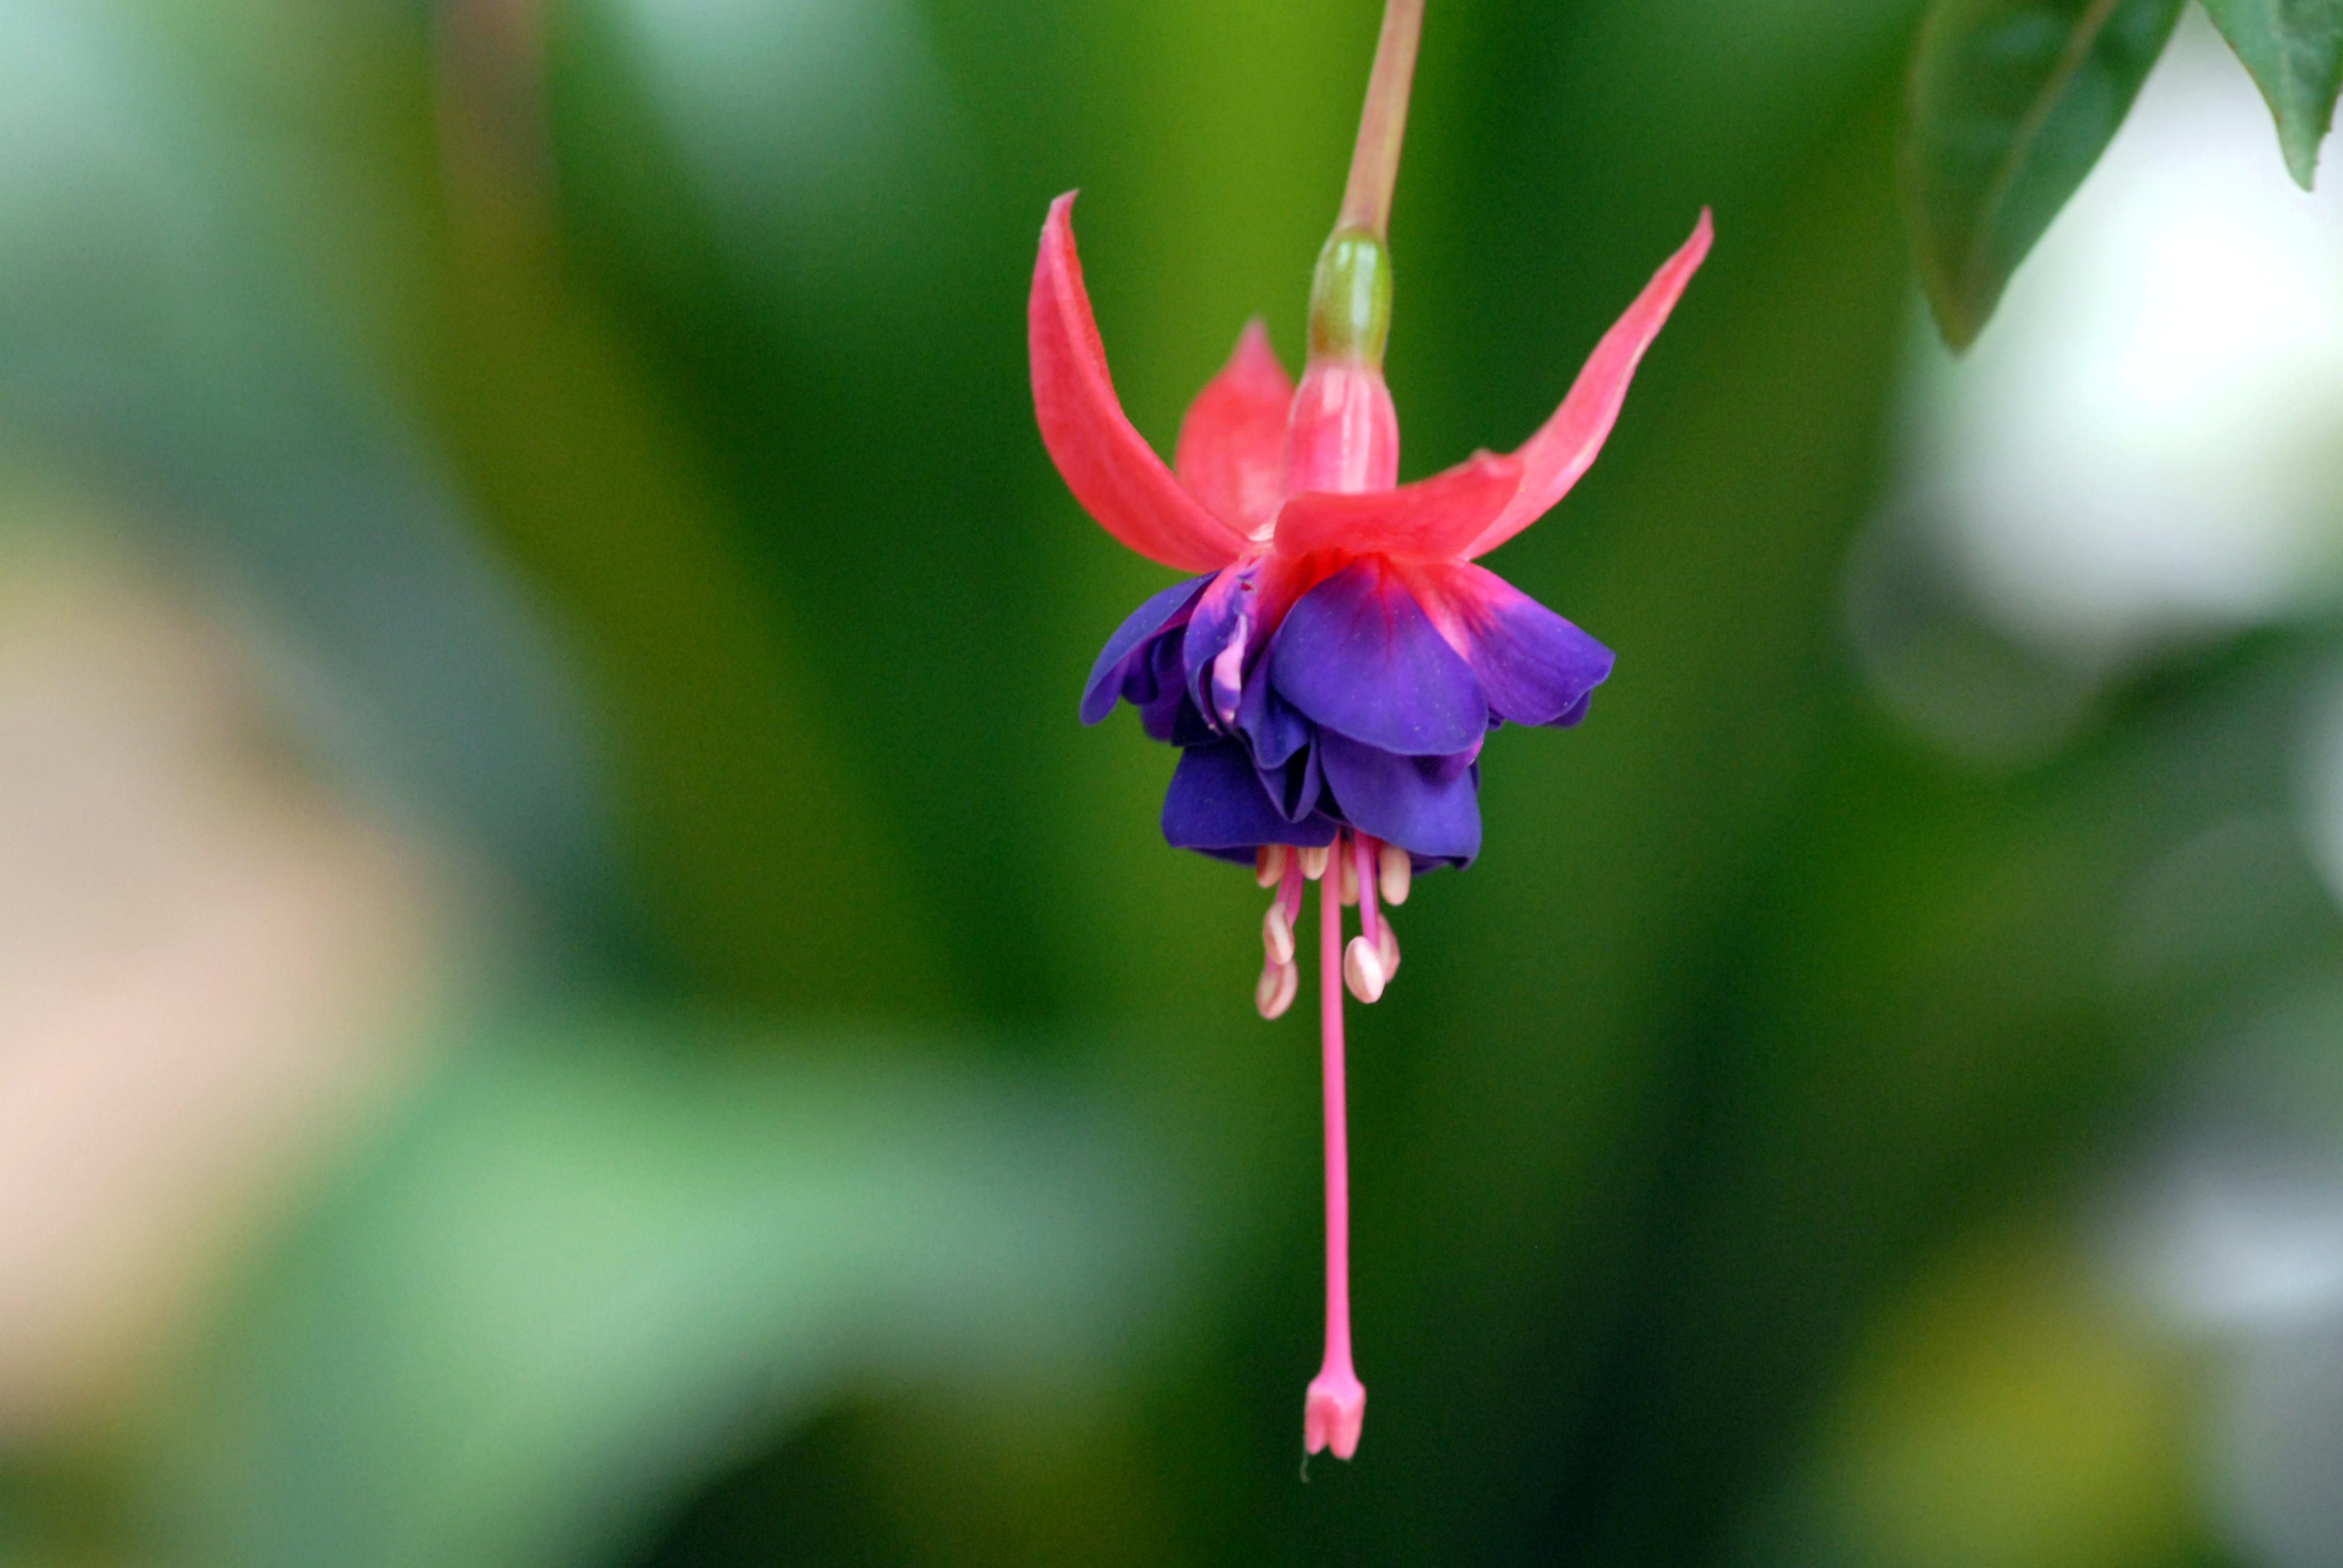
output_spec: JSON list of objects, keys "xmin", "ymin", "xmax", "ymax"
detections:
[
  {"xmin": 1305, "ymin": 835, "xmax": 1367, "ymax": 1459},
  {"xmin": 1335, "ymin": 0, "xmax": 1425, "ymax": 242}
]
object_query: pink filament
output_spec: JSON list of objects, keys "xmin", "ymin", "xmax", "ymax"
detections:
[
  {"xmin": 1354, "ymin": 832, "xmax": 1381, "ymax": 946},
  {"xmin": 1305, "ymin": 834, "xmax": 1368, "ymax": 1459}
]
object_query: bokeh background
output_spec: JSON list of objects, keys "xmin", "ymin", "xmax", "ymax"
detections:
[{"xmin": 5, "ymin": 1, "xmax": 2343, "ymax": 1564}]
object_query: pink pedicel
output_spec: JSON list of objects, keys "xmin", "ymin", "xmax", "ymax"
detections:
[{"xmin": 1304, "ymin": 841, "xmax": 1367, "ymax": 1460}]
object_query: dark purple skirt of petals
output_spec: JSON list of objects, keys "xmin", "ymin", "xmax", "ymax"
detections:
[
  {"xmin": 1080, "ymin": 573, "xmax": 1211, "ymax": 725},
  {"xmin": 1316, "ymin": 733, "xmax": 1481, "ymax": 863},
  {"xmin": 1162, "ymin": 740, "xmax": 1339, "ymax": 863},
  {"xmin": 1085, "ymin": 555, "xmax": 1608, "ymax": 871}
]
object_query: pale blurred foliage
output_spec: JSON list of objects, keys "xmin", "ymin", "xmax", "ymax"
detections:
[
  {"xmin": 0, "ymin": 510, "xmax": 455, "ymax": 1443},
  {"xmin": 1913, "ymin": 12, "xmax": 2343, "ymax": 665},
  {"xmin": 1803, "ymin": 1230, "xmax": 2194, "ymax": 1568}
]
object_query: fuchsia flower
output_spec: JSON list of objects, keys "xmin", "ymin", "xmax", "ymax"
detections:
[{"xmin": 1031, "ymin": 0, "xmax": 1707, "ymax": 1462}]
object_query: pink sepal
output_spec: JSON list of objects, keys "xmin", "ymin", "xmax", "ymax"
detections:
[
  {"xmin": 1029, "ymin": 193, "xmax": 1251, "ymax": 572},
  {"xmin": 1274, "ymin": 449, "xmax": 1521, "ymax": 560},
  {"xmin": 1176, "ymin": 321, "xmax": 1294, "ymax": 537},
  {"xmin": 1467, "ymin": 208, "xmax": 1712, "ymax": 559}
]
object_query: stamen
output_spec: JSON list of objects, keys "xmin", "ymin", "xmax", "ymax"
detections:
[
  {"xmin": 1343, "ymin": 832, "xmax": 1389, "ymax": 1003},
  {"xmin": 1256, "ymin": 843, "xmax": 1289, "ymax": 889},
  {"xmin": 1255, "ymin": 850, "xmax": 1306, "ymax": 1019},
  {"xmin": 1377, "ymin": 841, "xmax": 1411, "ymax": 906},
  {"xmin": 1263, "ymin": 900, "xmax": 1296, "ymax": 967},
  {"xmin": 1296, "ymin": 843, "xmax": 1331, "ymax": 881},
  {"xmin": 1256, "ymin": 956, "xmax": 1299, "ymax": 1019},
  {"xmin": 1305, "ymin": 836, "xmax": 1366, "ymax": 1457},
  {"xmin": 1338, "ymin": 852, "xmax": 1360, "ymax": 906}
]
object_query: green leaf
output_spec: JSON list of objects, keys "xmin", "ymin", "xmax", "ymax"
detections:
[
  {"xmin": 129, "ymin": 1021, "xmax": 1198, "ymax": 1568},
  {"xmin": 1903, "ymin": 0, "xmax": 2185, "ymax": 348},
  {"xmin": 2201, "ymin": 0, "xmax": 2343, "ymax": 188}
]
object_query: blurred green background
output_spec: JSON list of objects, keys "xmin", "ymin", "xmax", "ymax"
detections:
[{"xmin": 5, "ymin": 1, "xmax": 2343, "ymax": 1564}]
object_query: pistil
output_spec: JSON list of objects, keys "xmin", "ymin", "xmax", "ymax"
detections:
[{"xmin": 1304, "ymin": 833, "xmax": 1367, "ymax": 1459}]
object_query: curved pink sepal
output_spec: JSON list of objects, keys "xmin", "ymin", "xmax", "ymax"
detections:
[
  {"xmin": 1273, "ymin": 450, "xmax": 1522, "ymax": 560},
  {"xmin": 1176, "ymin": 320, "xmax": 1294, "ymax": 536},
  {"xmin": 1031, "ymin": 193, "xmax": 1251, "ymax": 572},
  {"xmin": 1466, "ymin": 208, "xmax": 1712, "ymax": 560}
]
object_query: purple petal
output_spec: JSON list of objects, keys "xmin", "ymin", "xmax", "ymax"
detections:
[
  {"xmin": 1162, "ymin": 739, "xmax": 1337, "ymax": 857},
  {"xmin": 1435, "ymin": 563, "xmax": 1614, "ymax": 727},
  {"xmin": 1317, "ymin": 731, "xmax": 1482, "ymax": 864},
  {"xmin": 1234, "ymin": 659, "xmax": 1311, "ymax": 768},
  {"xmin": 1135, "ymin": 638, "xmax": 1208, "ymax": 742},
  {"xmin": 1144, "ymin": 690, "xmax": 1219, "ymax": 748},
  {"xmin": 1081, "ymin": 574, "xmax": 1211, "ymax": 724},
  {"xmin": 1182, "ymin": 558, "xmax": 1264, "ymax": 727},
  {"xmin": 1263, "ymin": 739, "xmax": 1325, "ymax": 823},
  {"xmin": 1268, "ymin": 558, "xmax": 1487, "ymax": 756}
]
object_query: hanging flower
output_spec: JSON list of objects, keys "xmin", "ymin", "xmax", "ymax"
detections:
[{"xmin": 1030, "ymin": 0, "xmax": 1708, "ymax": 1461}]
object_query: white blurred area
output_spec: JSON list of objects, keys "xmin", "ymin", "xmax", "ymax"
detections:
[
  {"xmin": 2109, "ymin": 1014, "xmax": 2343, "ymax": 1568},
  {"xmin": 1903, "ymin": 11, "xmax": 2343, "ymax": 662},
  {"xmin": 1839, "ymin": 18, "xmax": 2343, "ymax": 1568},
  {"xmin": 0, "ymin": 505, "xmax": 459, "ymax": 1444},
  {"xmin": 1856, "ymin": 13, "xmax": 2343, "ymax": 773}
]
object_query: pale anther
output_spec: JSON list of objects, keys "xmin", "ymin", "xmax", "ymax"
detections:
[
  {"xmin": 1296, "ymin": 844, "xmax": 1331, "ymax": 880},
  {"xmin": 1377, "ymin": 842, "xmax": 1411, "ymax": 906},
  {"xmin": 1263, "ymin": 901, "xmax": 1296, "ymax": 966},
  {"xmin": 1256, "ymin": 957, "xmax": 1299, "ymax": 1019},
  {"xmin": 1342, "ymin": 934, "xmax": 1388, "ymax": 1004},
  {"xmin": 1256, "ymin": 843, "xmax": 1288, "ymax": 888}
]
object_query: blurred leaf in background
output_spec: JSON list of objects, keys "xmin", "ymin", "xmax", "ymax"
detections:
[
  {"xmin": 2197, "ymin": 0, "xmax": 2343, "ymax": 188},
  {"xmin": 131, "ymin": 1023, "xmax": 1198, "ymax": 1568},
  {"xmin": 1902, "ymin": 0, "xmax": 2183, "ymax": 348}
]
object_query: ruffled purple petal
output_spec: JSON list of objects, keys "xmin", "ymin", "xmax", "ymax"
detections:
[
  {"xmin": 1268, "ymin": 558, "xmax": 1487, "ymax": 756},
  {"xmin": 1316, "ymin": 731, "xmax": 1482, "ymax": 864},
  {"xmin": 1263, "ymin": 738, "xmax": 1325, "ymax": 823},
  {"xmin": 1435, "ymin": 564, "xmax": 1613, "ymax": 727},
  {"xmin": 1234, "ymin": 658, "xmax": 1311, "ymax": 769},
  {"xmin": 1134, "ymin": 638, "xmax": 1205, "ymax": 743},
  {"xmin": 1182, "ymin": 558, "xmax": 1263, "ymax": 727},
  {"xmin": 1162, "ymin": 739, "xmax": 1337, "ymax": 859},
  {"xmin": 1080, "ymin": 573, "xmax": 1211, "ymax": 725}
]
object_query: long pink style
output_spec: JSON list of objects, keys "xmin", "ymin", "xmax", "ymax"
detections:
[
  {"xmin": 1293, "ymin": 0, "xmax": 1429, "ymax": 1465},
  {"xmin": 1303, "ymin": 847, "xmax": 1368, "ymax": 1459}
]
